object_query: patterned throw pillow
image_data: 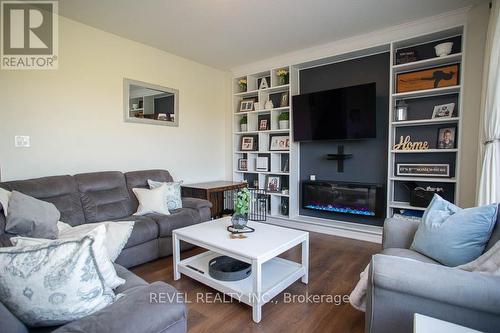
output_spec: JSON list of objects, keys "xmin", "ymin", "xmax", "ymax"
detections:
[
  {"xmin": 11, "ymin": 225, "xmax": 125, "ymax": 289},
  {"xmin": 148, "ymin": 180, "xmax": 183, "ymax": 210},
  {"xmin": 0, "ymin": 236, "xmax": 116, "ymax": 327}
]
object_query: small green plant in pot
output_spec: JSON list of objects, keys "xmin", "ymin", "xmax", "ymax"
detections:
[
  {"xmin": 278, "ymin": 112, "xmax": 289, "ymax": 129},
  {"xmin": 232, "ymin": 188, "xmax": 250, "ymax": 229},
  {"xmin": 240, "ymin": 115, "xmax": 248, "ymax": 132}
]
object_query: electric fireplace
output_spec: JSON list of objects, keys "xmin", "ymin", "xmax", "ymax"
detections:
[{"xmin": 302, "ymin": 181, "xmax": 383, "ymax": 217}]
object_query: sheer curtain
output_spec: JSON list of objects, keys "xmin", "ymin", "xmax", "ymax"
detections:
[{"xmin": 477, "ymin": 0, "xmax": 500, "ymax": 205}]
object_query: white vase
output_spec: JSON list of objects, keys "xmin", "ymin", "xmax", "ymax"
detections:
[
  {"xmin": 279, "ymin": 120, "xmax": 289, "ymax": 129},
  {"xmin": 241, "ymin": 124, "xmax": 247, "ymax": 132},
  {"xmin": 264, "ymin": 100, "xmax": 274, "ymax": 110}
]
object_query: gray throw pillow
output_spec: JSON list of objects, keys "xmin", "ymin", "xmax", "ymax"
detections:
[{"xmin": 6, "ymin": 191, "xmax": 60, "ymax": 239}]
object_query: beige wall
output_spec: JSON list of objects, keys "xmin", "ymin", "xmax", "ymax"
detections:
[
  {"xmin": 459, "ymin": 1, "xmax": 490, "ymax": 207},
  {"xmin": 0, "ymin": 16, "xmax": 232, "ymax": 182}
]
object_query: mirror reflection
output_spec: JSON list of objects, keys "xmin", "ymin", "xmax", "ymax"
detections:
[{"xmin": 124, "ymin": 79, "xmax": 179, "ymax": 126}]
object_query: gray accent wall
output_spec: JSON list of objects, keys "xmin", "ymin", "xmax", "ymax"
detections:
[{"xmin": 298, "ymin": 52, "xmax": 390, "ymax": 226}]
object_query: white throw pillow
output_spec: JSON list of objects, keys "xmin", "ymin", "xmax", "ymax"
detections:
[
  {"xmin": 147, "ymin": 180, "xmax": 183, "ymax": 210},
  {"xmin": 0, "ymin": 187, "xmax": 11, "ymax": 216},
  {"xmin": 0, "ymin": 236, "xmax": 116, "ymax": 327},
  {"xmin": 133, "ymin": 184, "xmax": 170, "ymax": 216},
  {"xmin": 56, "ymin": 221, "xmax": 134, "ymax": 262},
  {"xmin": 12, "ymin": 225, "xmax": 125, "ymax": 289}
]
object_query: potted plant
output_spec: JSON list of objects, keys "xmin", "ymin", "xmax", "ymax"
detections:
[
  {"xmin": 278, "ymin": 112, "xmax": 289, "ymax": 129},
  {"xmin": 276, "ymin": 69, "xmax": 289, "ymax": 86},
  {"xmin": 240, "ymin": 115, "xmax": 248, "ymax": 132},
  {"xmin": 232, "ymin": 188, "xmax": 251, "ymax": 229},
  {"xmin": 238, "ymin": 78, "xmax": 247, "ymax": 92}
]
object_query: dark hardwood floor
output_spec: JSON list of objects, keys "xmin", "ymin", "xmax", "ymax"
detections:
[{"xmin": 132, "ymin": 232, "xmax": 380, "ymax": 333}]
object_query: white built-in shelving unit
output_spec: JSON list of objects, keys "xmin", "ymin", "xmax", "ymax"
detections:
[
  {"xmin": 233, "ymin": 23, "xmax": 466, "ymax": 238},
  {"xmin": 232, "ymin": 66, "xmax": 299, "ymax": 218},
  {"xmin": 387, "ymin": 26, "xmax": 464, "ymax": 216}
]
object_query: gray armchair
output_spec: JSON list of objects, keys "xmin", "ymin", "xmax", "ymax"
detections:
[{"xmin": 366, "ymin": 216, "xmax": 500, "ymax": 333}]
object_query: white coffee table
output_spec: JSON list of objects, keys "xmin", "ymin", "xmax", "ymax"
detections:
[{"xmin": 172, "ymin": 217, "xmax": 309, "ymax": 323}]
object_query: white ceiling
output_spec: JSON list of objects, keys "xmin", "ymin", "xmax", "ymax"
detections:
[{"xmin": 59, "ymin": 0, "xmax": 477, "ymax": 70}]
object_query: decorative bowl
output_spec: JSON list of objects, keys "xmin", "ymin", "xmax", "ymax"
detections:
[{"xmin": 434, "ymin": 42, "xmax": 453, "ymax": 57}]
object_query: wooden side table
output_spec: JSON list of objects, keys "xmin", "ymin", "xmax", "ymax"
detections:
[{"xmin": 181, "ymin": 181, "xmax": 247, "ymax": 218}]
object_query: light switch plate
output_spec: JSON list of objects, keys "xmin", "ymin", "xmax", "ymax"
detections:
[{"xmin": 15, "ymin": 135, "xmax": 30, "ymax": 147}]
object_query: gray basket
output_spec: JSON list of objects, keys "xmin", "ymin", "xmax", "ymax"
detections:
[{"xmin": 208, "ymin": 256, "xmax": 251, "ymax": 281}]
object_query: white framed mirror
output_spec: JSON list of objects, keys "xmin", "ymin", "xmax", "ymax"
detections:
[{"xmin": 123, "ymin": 78, "xmax": 179, "ymax": 127}]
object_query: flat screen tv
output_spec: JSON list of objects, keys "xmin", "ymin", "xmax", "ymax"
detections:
[{"xmin": 292, "ymin": 83, "xmax": 376, "ymax": 141}]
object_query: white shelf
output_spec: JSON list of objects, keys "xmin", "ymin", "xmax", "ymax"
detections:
[
  {"xmin": 392, "ymin": 53, "xmax": 462, "ymax": 73},
  {"xmin": 234, "ymin": 170, "xmax": 289, "ymax": 175},
  {"xmin": 392, "ymin": 85, "xmax": 461, "ymax": 99},
  {"xmin": 260, "ymin": 84, "xmax": 290, "ymax": 93},
  {"xmin": 233, "ymin": 170, "xmax": 289, "ymax": 176},
  {"xmin": 178, "ymin": 251, "xmax": 304, "ymax": 306},
  {"xmin": 390, "ymin": 176, "xmax": 457, "ymax": 183},
  {"xmin": 234, "ymin": 129, "xmax": 290, "ymax": 135},
  {"xmin": 234, "ymin": 89, "xmax": 259, "ymax": 97},
  {"xmin": 391, "ymin": 149, "xmax": 458, "ymax": 153},
  {"xmin": 389, "ymin": 201, "xmax": 427, "ymax": 211},
  {"xmin": 234, "ymin": 107, "xmax": 290, "ymax": 116},
  {"xmin": 266, "ymin": 192, "xmax": 290, "ymax": 197},
  {"xmin": 391, "ymin": 117, "xmax": 460, "ymax": 127}
]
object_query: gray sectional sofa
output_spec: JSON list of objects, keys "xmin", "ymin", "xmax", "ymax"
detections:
[
  {"xmin": 0, "ymin": 169, "xmax": 213, "ymax": 333},
  {"xmin": 366, "ymin": 211, "xmax": 500, "ymax": 333}
]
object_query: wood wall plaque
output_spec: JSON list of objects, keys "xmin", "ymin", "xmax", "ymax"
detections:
[{"xmin": 396, "ymin": 64, "xmax": 459, "ymax": 93}]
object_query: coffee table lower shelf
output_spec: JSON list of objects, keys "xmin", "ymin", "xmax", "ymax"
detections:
[{"xmin": 178, "ymin": 251, "xmax": 305, "ymax": 317}]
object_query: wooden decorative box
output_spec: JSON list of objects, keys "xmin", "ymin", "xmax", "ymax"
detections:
[{"xmin": 396, "ymin": 64, "xmax": 459, "ymax": 93}]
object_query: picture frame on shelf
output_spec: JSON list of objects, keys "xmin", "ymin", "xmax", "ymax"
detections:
[
  {"xmin": 256, "ymin": 156, "xmax": 269, "ymax": 171},
  {"xmin": 240, "ymin": 136, "xmax": 256, "ymax": 151},
  {"xmin": 240, "ymin": 99, "xmax": 254, "ymax": 112},
  {"xmin": 238, "ymin": 158, "xmax": 248, "ymax": 171},
  {"xmin": 437, "ymin": 126, "xmax": 456, "ymax": 149},
  {"xmin": 258, "ymin": 114, "xmax": 271, "ymax": 131},
  {"xmin": 258, "ymin": 76, "xmax": 270, "ymax": 90},
  {"xmin": 281, "ymin": 155, "xmax": 290, "ymax": 172},
  {"xmin": 396, "ymin": 64, "xmax": 459, "ymax": 93},
  {"xmin": 395, "ymin": 49, "xmax": 418, "ymax": 65},
  {"xmin": 432, "ymin": 103, "xmax": 455, "ymax": 118},
  {"xmin": 269, "ymin": 134, "xmax": 290, "ymax": 151},
  {"xmin": 265, "ymin": 175, "xmax": 281, "ymax": 192},
  {"xmin": 396, "ymin": 163, "xmax": 450, "ymax": 177},
  {"xmin": 280, "ymin": 92, "xmax": 289, "ymax": 107}
]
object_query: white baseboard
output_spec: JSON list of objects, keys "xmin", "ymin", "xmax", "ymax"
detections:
[{"xmin": 264, "ymin": 215, "xmax": 383, "ymax": 244}]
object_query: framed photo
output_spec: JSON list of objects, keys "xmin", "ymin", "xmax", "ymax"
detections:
[
  {"xmin": 258, "ymin": 76, "xmax": 270, "ymax": 90},
  {"xmin": 256, "ymin": 156, "xmax": 269, "ymax": 171},
  {"xmin": 269, "ymin": 134, "xmax": 290, "ymax": 151},
  {"xmin": 240, "ymin": 136, "xmax": 255, "ymax": 151},
  {"xmin": 258, "ymin": 114, "xmax": 271, "ymax": 131},
  {"xmin": 432, "ymin": 103, "xmax": 455, "ymax": 118},
  {"xmin": 266, "ymin": 176, "xmax": 281, "ymax": 192},
  {"xmin": 238, "ymin": 158, "xmax": 248, "ymax": 171},
  {"xmin": 437, "ymin": 126, "xmax": 456, "ymax": 149},
  {"xmin": 396, "ymin": 164, "xmax": 450, "ymax": 177},
  {"xmin": 240, "ymin": 99, "xmax": 254, "ymax": 112},
  {"xmin": 280, "ymin": 92, "xmax": 289, "ymax": 107}
]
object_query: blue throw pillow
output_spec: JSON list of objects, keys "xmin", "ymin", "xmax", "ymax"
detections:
[{"xmin": 410, "ymin": 195, "xmax": 498, "ymax": 266}]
